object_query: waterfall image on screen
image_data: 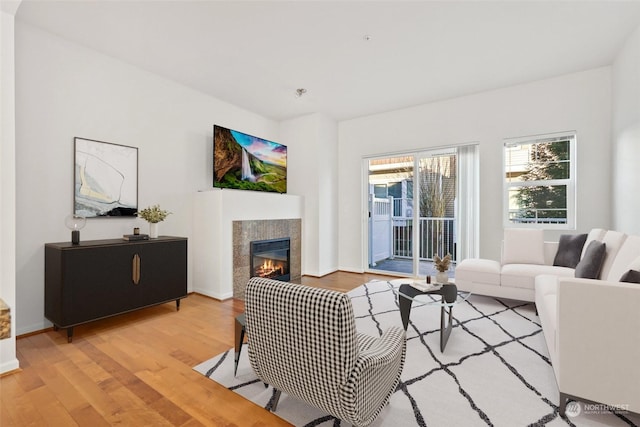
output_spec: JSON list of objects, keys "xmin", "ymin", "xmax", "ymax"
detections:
[
  {"xmin": 213, "ymin": 125, "xmax": 287, "ymax": 193},
  {"xmin": 241, "ymin": 148, "xmax": 256, "ymax": 182}
]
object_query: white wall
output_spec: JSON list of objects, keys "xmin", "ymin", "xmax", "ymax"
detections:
[
  {"xmin": 316, "ymin": 115, "xmax": 339, "ymax": 275},
  {"xmin": 339, "ymin": 68, "xmax": 612, "ymax": 270},
  {"xmin": 14, "ymin": 22, "xmax": 280, "ymax": 334},
  {"xmin": 612, "ymin": 25, "xmax": 640, "ymax": 235},
  {"xmin": 281, "ymin": 113, "xmax": 339, "ymax": 276},
  {"xmin": 0, "ymin": 4, "xmax": 20, "ymax": 374}
]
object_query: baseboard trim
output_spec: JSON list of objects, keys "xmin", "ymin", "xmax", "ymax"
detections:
[
  {"xmin": 0, "ymin": 358, "xmax": 20, "ymax": 376},
  {"xmin": 302, "ymin": 269, "xmax": 339, "ymax": 278}
]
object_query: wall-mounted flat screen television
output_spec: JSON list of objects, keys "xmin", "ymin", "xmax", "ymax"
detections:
[{"xmin": 213, "ymin": 125, "xmax": 287, "ymax": 194}]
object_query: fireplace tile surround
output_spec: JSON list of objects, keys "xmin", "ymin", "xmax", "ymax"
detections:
[{"xmin": 232, "ymin": 219, "xmax": 301, "ymax": 299}]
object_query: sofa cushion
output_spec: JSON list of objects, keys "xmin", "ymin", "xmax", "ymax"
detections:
[
  {"xmin": 543, "ymin": 241, "xmax": 560, "ymax": 265},
  {"xmin": 620, "ymin": 270, "xmax": 640, "ymax": 284},
  {"xmin": 502, "ymin": 264, "xmax": 574, "ymax": 290},
  {"xmin": 575, "ymin": 241, "xmax": 606, "ymax": 279},
  {"xmin": 455, "ymin": 259, "xmax": 501, "ymax": 285},
  {"xmin": 553, "ymin": 234, "xmax": 588, "ymax": 268},
  {"xmin": 599, "ymin": 231, "xmax": 628, "ymax": 280},
  {"xmin": 535, "ymin": 274, "xmax": 559, "ymax": 297},
  {"xmin": 606, "ymin": 237, "xmax": 640, "ymax": 282},
  {"xmin": 502, "ymin": 228, "xmax": 545, "ymax": 265}
]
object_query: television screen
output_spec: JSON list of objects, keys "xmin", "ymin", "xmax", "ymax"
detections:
[{"xmin": 213, "ymin": 125, "xmax": 287, "ymax": 194}]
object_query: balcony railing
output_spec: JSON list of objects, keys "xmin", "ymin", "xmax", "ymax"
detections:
[
  {"xmin": 392, "ymin": 217, "xmax": 456, "ymax": 262},
  {"xmin": 508, "ymin": 209, "xmax": 567, "ymax": 225},
  {"xmin": 370, "ymin": 196, "xmax": 457, "ymax": 264}
]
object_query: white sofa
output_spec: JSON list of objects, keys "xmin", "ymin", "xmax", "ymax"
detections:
[
  {"xmin": 456, "ymin": 228, "xmax": 640, "ymax": 415},
  {"xmin": 455, "ymin": 228, "xmax": 580, "ymax": 302}
]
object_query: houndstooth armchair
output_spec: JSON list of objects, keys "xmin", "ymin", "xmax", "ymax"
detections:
[{"xmin": 245, "ymin": 277, "xmax": 406, "ymax": 427}]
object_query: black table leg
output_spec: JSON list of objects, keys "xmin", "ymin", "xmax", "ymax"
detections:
[
  {"xmin": 396, "ymin": 283, "xmax": 458, "ymax": 351},
  {"xmin": 399, "ymin": 294, "xmax": 413, "ymax": 330},
  {"xmin": 440, "ymin": 305, "xmax": 454, "ymax": 352},
  {"xmin": 234, "ymin": 314, "xmax": 246, "ymax": 376}
]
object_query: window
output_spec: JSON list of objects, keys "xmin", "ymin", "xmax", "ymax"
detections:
[
  {"xmin": 504, "ymin": 131, "xmax": 576, "ymax": 228},
  {"xmin": 373, "ymin": 184, "xmax": 388, "ymax": 199}
]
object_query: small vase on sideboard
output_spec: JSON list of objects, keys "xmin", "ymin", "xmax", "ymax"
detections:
[
  {"xmin": 138, "ymin": 204, "xmax": 171, "ymax": 240},
  {"xmin": 149, "ymin": 222, "xmax": 158, "ymax": 239}
]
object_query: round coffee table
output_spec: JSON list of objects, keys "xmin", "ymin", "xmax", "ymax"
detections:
[{"xmin": 387, "ymin": 278, "xmax": 471, "ymax": 352}]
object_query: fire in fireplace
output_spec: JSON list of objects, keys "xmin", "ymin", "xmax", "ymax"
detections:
[{"xmin": 250, "ymin": 238, "xmax": 290, "ymax": 282}]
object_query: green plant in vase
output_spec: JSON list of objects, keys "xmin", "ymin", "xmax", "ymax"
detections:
[{"xmin": 138, "ymin": 204, "xmax": 171, "ymax": 238}]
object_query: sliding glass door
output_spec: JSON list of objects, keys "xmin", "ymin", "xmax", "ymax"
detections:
[
  {"xmin": 368, "ymin": 156, "xmax": 415, "ymax": 274},
  {"xmin": 366, "ymin": 145, "xmax": 478, "ymax": 277}
]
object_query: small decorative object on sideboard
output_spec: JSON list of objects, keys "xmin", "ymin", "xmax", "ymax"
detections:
[
  {"xmin": 123, "ymin": 233, "xmax": 149, "ymax": 241},
  {"xmin": 64, "ymin": 214, "xmax": 86, "ymax": 245},
  {"xmin": 123, "ymin": 227, "xmax": 148, "ymax": 241},
  {"xmin": 433, "ymin": 253, "xmax": 452, "ymax": 284},
  {"xmin": 137, "ymin": 204, "xmax": 171, "ymax": 238}
]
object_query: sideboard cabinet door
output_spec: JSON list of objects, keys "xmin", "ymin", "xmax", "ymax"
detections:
[
  {"xmin": 136, "ymin": 240, "xmax": 187, "ymax": 305},
  {"xmin": 45, "ymin": 236, "xmax": 187, "ymax": 341}
]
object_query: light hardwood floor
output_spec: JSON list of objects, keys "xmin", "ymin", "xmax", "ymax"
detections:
[{"xmin": 1, "ymin": 271, "xmax": 395, "ymax": 426}]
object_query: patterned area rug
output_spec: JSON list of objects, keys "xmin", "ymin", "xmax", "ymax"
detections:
[{"xmin": 194, "ymin": 280, "xmax": 639, "ymax": 426}]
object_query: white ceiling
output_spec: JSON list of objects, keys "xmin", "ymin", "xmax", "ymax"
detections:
[{"xmin": 14, "ymin": 0, "xmax": 640, "ymax": 121}]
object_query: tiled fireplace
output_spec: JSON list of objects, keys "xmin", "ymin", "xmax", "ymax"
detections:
[{"xmin": 232, "ymin": 219, "xmax": 301, "ymax": 299}]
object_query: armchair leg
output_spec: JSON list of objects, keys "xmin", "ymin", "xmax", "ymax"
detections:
[{"xmin": 269, "ymin": 389, "xmax": 282, "ymax": 412}]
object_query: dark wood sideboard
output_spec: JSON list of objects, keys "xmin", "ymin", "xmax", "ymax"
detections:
[{"xmin": 45, "ymin": 236, "xmax": 187, "ymax": 342}]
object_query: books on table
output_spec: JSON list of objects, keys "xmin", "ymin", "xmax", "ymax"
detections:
[
  {"xmin": 123, "ymin": 234, "xmax": 150, "ymax": 241},
  {"xmin": 410, "ymin": 280, "xmax": 442, "ymax": 292}
]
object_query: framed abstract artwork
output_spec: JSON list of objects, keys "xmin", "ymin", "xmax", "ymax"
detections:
[{"xmin": 74, "ymin": 137, "xmax": 138, "ymax": 217}]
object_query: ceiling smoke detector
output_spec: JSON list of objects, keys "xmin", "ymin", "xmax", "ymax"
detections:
[{"xmin": 295, "ymin": 88, "xmax": 307, "ymax": 98}]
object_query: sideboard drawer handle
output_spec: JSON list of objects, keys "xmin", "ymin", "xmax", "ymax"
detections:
[{"xmin": 132, "ymin": 254, "xmax": 141, "ymax": 284}]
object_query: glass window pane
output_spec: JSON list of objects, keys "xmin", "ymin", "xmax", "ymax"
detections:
[
  {"xmin": 368, "ymin": 156, "xmax": 414, "ymax": 270},
  {"xmin": 506, "ymin": 140, "xmax": 570, "ymax": 182},
  {"xmin": 373, "ymin": 184, "xmax": 387, "ymax": 198},
  {"xmin": 418, "ymin": 155, "xmax": 456, "ymax": 217},
  {"xmin": 388, "ymin": 182, "xmax": 402, "ymax": 198},
  {"xmin": 548, "ymin": 140, "xmax": 570, "ymax": 161},
  {"xmin": 508, "ymin": 185, "xmax": 567, "ymax": 224}
]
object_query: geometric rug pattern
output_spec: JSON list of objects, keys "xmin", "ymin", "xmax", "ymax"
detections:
[{"xmin": 194, "ymin": 280, "xmax": 639, "ymax": 426}]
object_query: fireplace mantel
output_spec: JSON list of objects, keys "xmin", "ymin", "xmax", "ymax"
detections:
[{"xmin": 192, "ymin": 189, "xmax": 303, "ymax": 299}]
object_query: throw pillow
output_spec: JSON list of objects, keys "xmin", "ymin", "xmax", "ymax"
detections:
[
  {"xmin": 502, "ymin": 228, "xmax": 545, "ymax": 265},
  {"xmin": 580, "ymin": 228, "xmax": 606, "ymax": 259},
  {"xmin": 620, "ymin": 270, "xmax": 640, "ymax": 284},
  {"xmin": 574, "ymin": 241, "xmax": 607, "ymax": 279},
  {"xmin": 553, "ymin": 233, "xmax": 588, "ymax": 268}
]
